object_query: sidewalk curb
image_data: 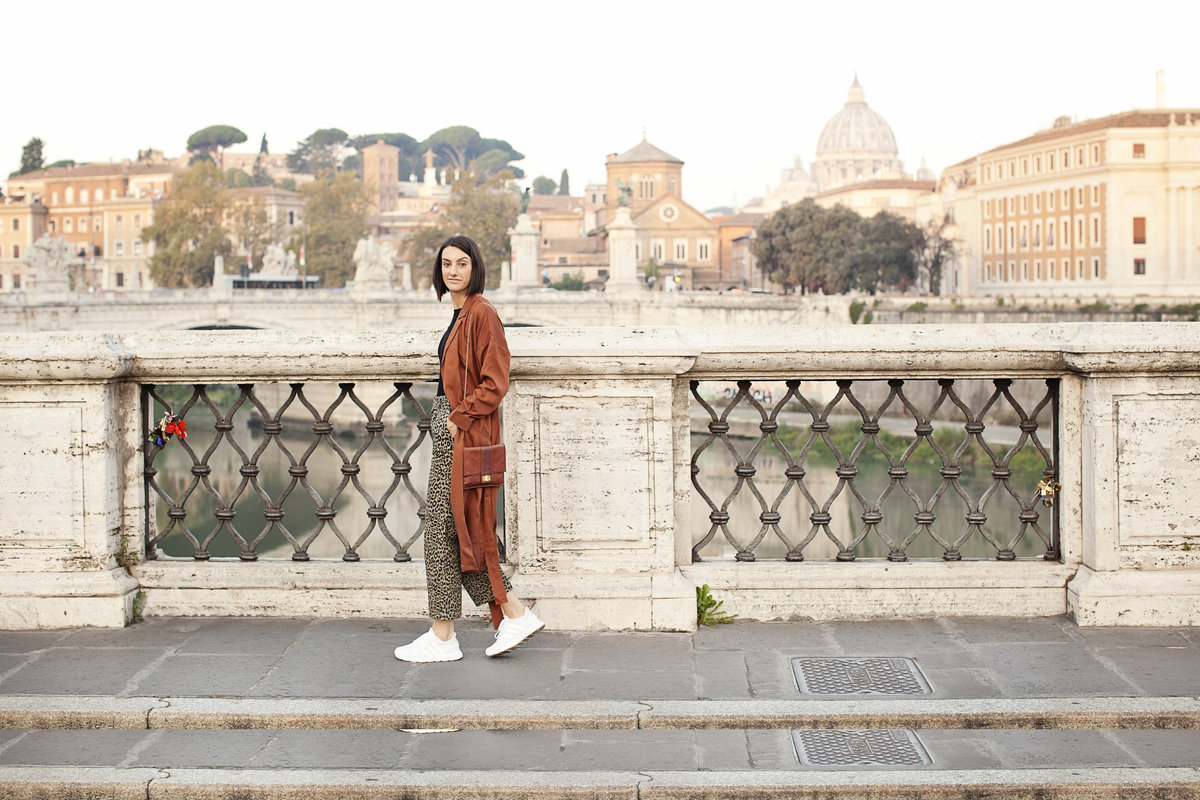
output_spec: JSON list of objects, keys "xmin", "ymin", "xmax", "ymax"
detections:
[{"xmin": 3, "ymin": 696, "xmax": 1199, "ymax": 730}]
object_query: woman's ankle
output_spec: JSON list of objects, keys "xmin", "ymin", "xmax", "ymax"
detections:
[{"xmin": 431, "ymin": 620, "xmax": 455, "ymax": 641}]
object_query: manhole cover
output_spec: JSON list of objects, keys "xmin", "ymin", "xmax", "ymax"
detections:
[
  {"xmin": 790, "ymin": 657, "xmax": 931, "ymax": 695},
  {"xmin": 792, "ymin": 729, "xmax": 932, "ymax": 766}
]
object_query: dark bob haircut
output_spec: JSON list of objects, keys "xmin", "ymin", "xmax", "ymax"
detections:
[{"xmin": 432, "ymin": 235, "xmax": 487, "ymax": 300}]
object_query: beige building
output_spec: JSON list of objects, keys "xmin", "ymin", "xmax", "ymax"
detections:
[
  {"xmin": 361, "ymin": 140, "xmax": 400, "ymax": 213},
  {"xmin": 813, "ymin": 177, "xmax": 935, "ymax": 223},
  {"xmin": 604, "ymin": 138, "xmax": 719, "ymax": 288},
  {"xmin": 0, "ymin": 196, "xmax": 47, "ymax": 291},
  {"xmin": 929, "ymin": 109, "xmax": 1200, "ymax": 297}
]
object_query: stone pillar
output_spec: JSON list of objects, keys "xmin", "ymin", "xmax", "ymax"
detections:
[
  {"xmin": 503, "ymin": 327, "xmax": 698, "ymax": 630},
  {"xmin": 508, "ymin": 213, "xmax": 538, "ymax": 288},
  {"xmin": 605, "ymin": 207, "xmax": 641, "ymax": 294},
  {"xmin": 0, "ymin": 335, "xmax": 140, "ymax": 628},
  {"xmin": 210, "ymin": 255, "xmax": 230, "ymax": 299}
]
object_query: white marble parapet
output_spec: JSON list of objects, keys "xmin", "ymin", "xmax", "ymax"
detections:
[{"xmin": 0, "ymin": 323, "xmax": 1197, "ymax": 629}]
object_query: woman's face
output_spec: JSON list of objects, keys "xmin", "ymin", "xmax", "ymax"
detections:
[{"xmin": 441, "ymin": 245, "xmax": 472, "ymax": 298}]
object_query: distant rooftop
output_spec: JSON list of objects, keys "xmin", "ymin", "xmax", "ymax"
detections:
[
  {"xmin": 607, "ymin": 138, "xmax": 683, "ymax": 165},
  {"xmin": 982, "ymin": 109, "xmax": 1200, "ymax": 156}
]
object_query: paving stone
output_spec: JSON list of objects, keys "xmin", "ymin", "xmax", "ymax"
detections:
[
  {"xmin": 557, "ymin": 730, "xmax": 698, "ymax": 771},
  {"xmin": 1095, "ymin": 646, "xmax": 1200, "ymax": 695},
  {"xmin": 1101, "ymin": 729, "xmax": 1200, "ymax": 768},
  {"xmin": 251, "ymin": 729, "xmax": 408, "ymax": 769},
  {"xmin": 57, "ymin": 617, "xmax": 212, "ymax": 650},
  {"xmin": 0, "ymin": 630, "xmax": 71, "ymax": 654},
  {"xmin": 0, "ymin": 647, "xmax": 174, "ymax": 696},
  {"xmin": 130, "ymin": 729, "xmax": 277, "ymax": 768},
  {"xmin": 131, "ymin": 654, "xmax": 282, "ymax": 697},
  {"xmin": 917, "ymin": 667, "xmax": 1004, "ymax": 699},
  {"xmin": 693, "ymin": 622, "xmax": 839, "ymax": 654},
  {"xmin": 403, "ymin": 649, "xmax": 566, "ymax": 700},
  {"xmin": 948, "ymin": 616, "xmax": 1076, "ymax": 644},
  {"xmin": 914, "ymin": 730, "xmax": 1005, "ymax": 769},
  {"xmin": 566, "ymin": 633, "xmax": 694, "ymax": 670},
  {"xmin": 0, "ymin": 730, "xmax": 26, "ymax": 752},
  {"xmin": 0, "ymin": 654, "xmax": 31, "ymax": 683},
  {"xmin": 973, "ymin": 643, "xmax": 1141, "ymax": 697},
  {"xmin": 174, "ymin": 618, "xmax": 313, "ymax": 655},
  {"xmin": 744, "ymin": 728, "xmax": 798, "ymax": 770},
  {"xmin": 249, "ymin": 636, "xmax": 410, "ymax": 698},
  {"xmin": 399, "ymin": 729, "xmax": 563, "ymax": 770},
  {"xmin": 744, "ymin": 651, "xmax": 797, "ymax": 699},
  {"xmin": 558, "ymin": 667, "xmax": 697, "ymax": 701},
  {"xmin": 694, "ymin": 729, "xmax": 755, "ymax": 770},
  {"xmin": 965, "ymin": 730, "xmax": 1143, "ymax": 769},
  {"xmin": 0, "ymin": 730, "xmax": 148, "ymax": 767},
  {"xmin": 1069, "ymin": 626, "xmax": 1194, "ymax": 648},
  {"xmin": 824, "ymin": 619, "xmax": 972, "ymax": 656},
  {"xmin": 694, "ymin": 649, "xmax": 751, "ymax": 699}
]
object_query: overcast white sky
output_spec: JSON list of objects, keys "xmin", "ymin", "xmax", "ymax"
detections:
[{"xmin": 5, "ymin": 0, "xmax": 1199, "ymax": 211}]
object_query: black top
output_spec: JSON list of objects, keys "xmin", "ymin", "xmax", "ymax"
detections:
[{"xmin": 436, "ymin": 307, "xmax": 462, "ymax": 397}]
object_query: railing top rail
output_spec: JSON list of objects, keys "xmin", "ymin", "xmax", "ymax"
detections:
[{"xmin": 0, "ymin": 323, "xmax": 1197, "ymax": 383}]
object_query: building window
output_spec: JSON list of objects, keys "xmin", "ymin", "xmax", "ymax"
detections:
[
  {"xmin": 1092, "ymin": 143, "xmax": 1100, "ymax": 163},
  {"xmin": 1077, "ymin": 187, "xmax": 1084, "ymax": 206},
  {"xmin": 1076, "ymin": 147, "xmax": 1085, "ymax": 166},
  {"xmin": 1033, "ymin": 222, "xmax": 1041, "ymax": 248},
  {"xmin": 133, "ymin": 214, "xmax": 141, "ymax": 227},
  {"xmin": 133, "ymin": 240, "xmax": 143, "ymax": 257},
  {"xmin": 81, "ymin": 189, "xmax": 89, "ymax": 204},
  {"xmin": 1048, "ymin": 259, "xmax": 1056, "ymax": 279},
  {"xmin": 984, "ymin": 227, "xmax": 992, "ymax": 252},
  {"xmin": 1019, "ymin": 223, "xmax": 1028, "ymax": 249},
  {"xmin": 1062, "ymin": 220, "xmax": 1070, "ymax": 247},
  {"xmin": 1134, "ymin": 258, "xmax": 1146, "ymax": 275},
  {"xmin": 48, "ymin": 221, "xmax": 56, "ymax": 232},
  {"xmin": 1035, "ymin": 259, "xmax": 1042, "ymax": 280},
  {"xmin": 78, "ymin": 216, "xmax": 87, "ymax": 231},
  {"xmin": 1076, "ymin": 217, "xmax": 1084, "ymax": 244},
  {"xmin": 1062, "ymin": 189, "xmax": 1070, "ymax": 208},
  {"xmin": 1133, "ymin": 217, "xmax": 1146, "ymax": 244},
  {"xmin": 65, "ymin": 187, "xmax": 74, "ymax": 203},
  {"xmin": 668, "ymin": 178, "xmax": 676, "ymax": 194},
  {"xmin": 115, "ymin": 241, "xmax": 124, "ymax": 257},
  {"xmin": 116, "ymin": 272, "xmax": 124, "ymax": 287},
  {"xmin": 1034, "ymin": 193, "xmax": 1041, "ymax": 213},
  {"xmin": 288, "ymin": 211, "xmax": 295, "ymax": 225},
  {"xmin": 1076, "ymin": 257, "xmax": 1084, "ymax": 279},
  {"xmin": 11, "ymin": 219, "xmax": 18, "ymax": 231},
  {"xmin": 1062, "ymin": 149, "xmax": 1070, "ymax": 169},
  {"xmin": 12, "ymin": 245, "xmax": 19, "ymax": 259},
  {"xmin": 1091, "ymin": 185, "xmax": 1099, "ymax": 205},
  {"xmin": 1008, "ymin": 223, "xmax": 1015, "ymax": 250},
  {"xmin": 116, "ymin": 215, "xmax": 123, "ymax": 229},
  {"xmin": 12, "ymin": 274, "xmax": 20, "ymax": 289},
  {"xmin": 674, "ymin": 240, "xmax": 687, "ymax": 261},
  {"xmin": 1047, "ymin": 192, "xmax": 1055, "ymax": 212},
  {"xmin": 651, "ymin": 240, "xmax": 663, "ymax": 260},
  {"xmin": 94, "ymin": 218, "xmax": 102, "ymax": 232},
  {"xmin": 64, "ymin": 217, "xmax": 73, "ymax": 232},
  {"xmin": 51, "ymin": 192, "xmax": 58, "ymax": 205},
  {"xmin": 984, "ymin": 165, "xmax": 992, "ymax": 182},
  {"xmin": 1133, "ymin": 143, "xmax": 1145, "ymax": 158},
  {"xmin": 1021, "ymin": 195, "xmax": 1028, "ymax": 213},
  {"xmin": 1021, "ymin": 260, "xmax": 1029, "ymax": 280},
  {"xmin": 635, "ymin": 242, "xmax": 641, "ymax": 260},
  {"xmin": 984, "ymin": 262, "xmax": 991, "ymax": 281},
  {"xmin": 1092, "ymin": 257, "xmax": 1100, "ymax": 278},
  {"xmin": 1048, "ymin": 152, "xmax": 1055, "ymax": 170},
  {"xmin": 1091, "ymin": 216, "xmax": 1100, "ymax": 246},
  {"xmin": 1035, "ymin": 155, "xmax": 1042, "ymax": 173},
  {"xmin": 698, "ymin": 240, "xmax": 711, "ymax": 260}
]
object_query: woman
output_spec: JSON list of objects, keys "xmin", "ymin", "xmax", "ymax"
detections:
[{"xmin": 394, "ymin": 235, "xmax": 543, "ymax": 662}]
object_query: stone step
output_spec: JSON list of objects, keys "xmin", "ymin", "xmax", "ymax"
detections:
[
  {"xmin": 2, "ymin": 726, "xmax": 1200, "ymax": 798},
  {"xmin": 3, "ymin": 695, "xmax": 1200, "ymax": 731}
]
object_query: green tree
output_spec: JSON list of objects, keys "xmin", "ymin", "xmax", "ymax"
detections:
[
  {"xmin": 915, "ymin": 216, "xmax": 957, "ymax": 295},
  {"xmin": 231, "ymin": 194, "xmax": 286, "ymax": 271},
  {"xmin": 558, "ymin": 168, "xmax": 570, "ymax": 196},
  {"xmin": 531, "ymin": 175, "xmax": 556, "ymax": 195},
  {"xmin": 224, "ymin": 168, "xmax": 254, "ymax": 188},
  {"xmin": 420, "ymin": 128, "xmax": 524, "ymax": 179},
  {"xmin": 753, "ymin": 199, "xmax": 860, "ymax": 294},
  {"xmin": 288, "ymin": 128, "xmax": 350, "ymax": 174},
  {"xmin": 299, "ymin": 170, "xmax": 371, "ymax": 286},
  {"xmin": 17, "ymin": 137, "xmax": 44, "ymax": 175},
  {"xmin": 844, "ymin": 211, "xmax": 919, "ymax": 294},
  {"xmin": 46, "ymin": 159, "xmax": 76, "ymax": 169},
  {"xmin": 142, "ymin": 161, "xmax": 231, "ymax": 287},
  {"xmin": 252, "ymin": 134, "xmax": 274, "ymax": 187},
  {"xmin": 405, "ymin": 171, "xmax": 519, "ymax": 290},
  {"xmin": 186, "ymin": 125, "xmax": 247, "ymax": 171}
]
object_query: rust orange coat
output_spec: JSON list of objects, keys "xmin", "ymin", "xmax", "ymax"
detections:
[{"xmin": 440, "ymin": 293, "xmax": 510, "ymax": 627}]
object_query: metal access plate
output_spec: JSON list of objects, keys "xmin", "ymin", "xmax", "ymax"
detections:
[
  {"xmin": 791, "ymin": 657, "xmax": 932, "ymax": 695},
  {"xmin": 792, "ymin": 729, "xmax": 933, "ymax": 767}
]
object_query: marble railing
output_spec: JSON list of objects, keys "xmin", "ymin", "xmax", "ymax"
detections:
[{"xmin": 0, "ymin": 323, "xmax": 1197, "ymax": 630}]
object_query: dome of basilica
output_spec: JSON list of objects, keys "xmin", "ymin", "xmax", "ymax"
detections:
[{"xmin": 812, "ymin": 77, "xmax": 903, "ymax": 190}]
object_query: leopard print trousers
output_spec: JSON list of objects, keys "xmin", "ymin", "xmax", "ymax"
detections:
[{"xmin": 425, "ymin": 396, "xmax": 511, "ymax": 620}]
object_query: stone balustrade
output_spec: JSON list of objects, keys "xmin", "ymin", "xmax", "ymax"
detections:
[{"xmin": 0, "ymin": 323, "xmax": 1197, "ymax": 630}]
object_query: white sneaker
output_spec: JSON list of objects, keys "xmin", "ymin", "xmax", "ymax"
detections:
[
  {"xmin": 393, "ymin": 629, "xmax": 463, "ymax": 662},
  {"xmin": 485, "ymin": 609, "xmax": 545, "ymax": 657}
]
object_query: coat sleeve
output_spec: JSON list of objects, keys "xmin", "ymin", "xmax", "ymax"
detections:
[{"xmin": 448, "ymin": 304, "xmax": 510, "ymax": 433}]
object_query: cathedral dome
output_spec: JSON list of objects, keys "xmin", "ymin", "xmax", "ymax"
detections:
[
  {"xmin": 815, "ymin": 77, "xmax": 898, "ymax": 157},
  {"xmin": 811, "ymin": 77, "xmax": 903, "ymax": 190}
]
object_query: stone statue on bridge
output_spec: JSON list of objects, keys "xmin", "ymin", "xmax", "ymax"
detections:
[
  {"xmin": 263, "ymin": 243, "xmax": 297, "ymax": 277},
  {"xmin": 25, "ymin": 233, "xmax": 75, "ymax": 293},
  {"xmin": 352, "ymin": 238, "xmax": 396, "ymax": 293}
]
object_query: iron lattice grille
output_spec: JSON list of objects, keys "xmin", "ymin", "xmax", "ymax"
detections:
[
  {"xmin": 142, "ymin": 382, "xmax": 447, "ymax": 562},
  {"xmin": 690, "ymin": 378, "xmax": 1059, "ymax": 562}
]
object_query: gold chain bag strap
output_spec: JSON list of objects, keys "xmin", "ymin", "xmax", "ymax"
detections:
[{"xmin": 461, "ymin": 311, "xmax": 506, "ymax": 489}]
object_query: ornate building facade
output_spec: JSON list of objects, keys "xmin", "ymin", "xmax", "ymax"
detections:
[{"xmin": 929, "ymin": 110, "xmax": 1200, "ymax": 297}]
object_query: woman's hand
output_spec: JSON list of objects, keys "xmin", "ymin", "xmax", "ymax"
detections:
[{"xmin": 446, "ymin": 419, "xmax": 458, "ymax": 438}]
